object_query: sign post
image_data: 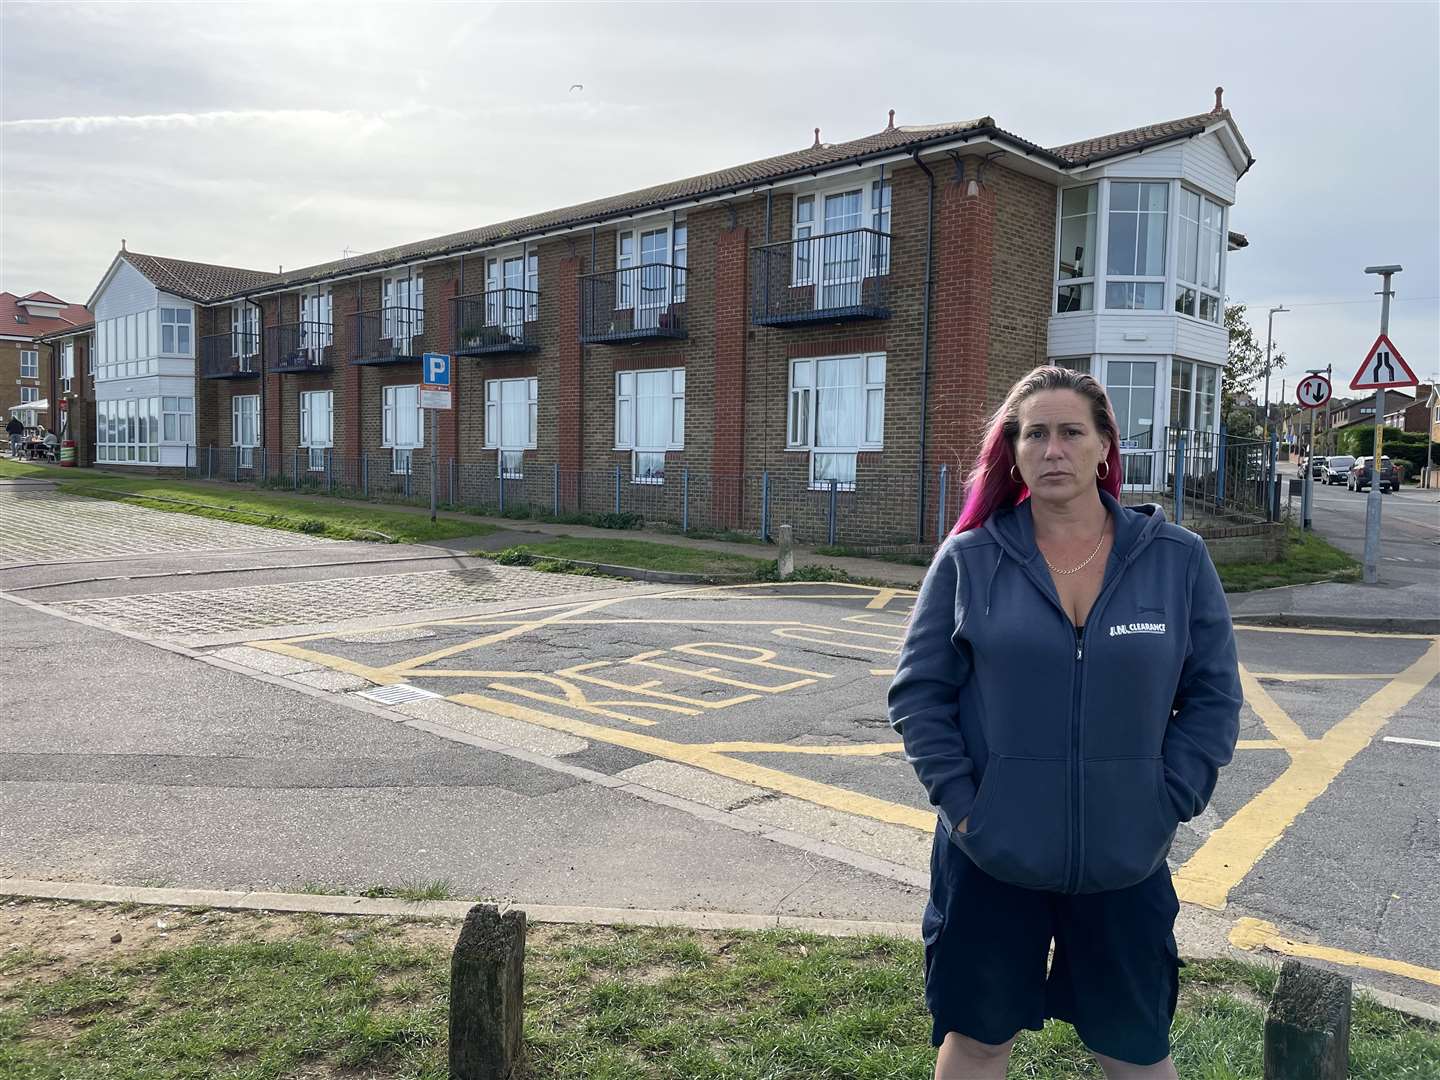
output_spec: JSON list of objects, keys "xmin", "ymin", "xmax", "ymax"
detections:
[
  {"xmin": 1296, "ymin": 373, "xmax": 1331, "ymax": 531},
  {"xmin": 1352, "ymin": 265, "xmax": 1415, "ymax": 583},
  {"xmin": 421, "ymin": 353, "xmax": 453, "ymax": 523}
]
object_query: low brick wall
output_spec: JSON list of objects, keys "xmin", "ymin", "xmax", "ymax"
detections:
[{"xmin": 1192, "ymin": 521, "xmax": 1288, "ymax": 564}]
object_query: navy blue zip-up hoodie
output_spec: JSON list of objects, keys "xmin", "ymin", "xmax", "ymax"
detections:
[{"xmin": 888, "ymin": 492, "xmax": 1242, "ymax": 894}]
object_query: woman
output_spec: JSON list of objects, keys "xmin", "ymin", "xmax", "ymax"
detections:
[{"xmin": 889, "ymin": 366, "xmax": 1241, "ymax": 1078}]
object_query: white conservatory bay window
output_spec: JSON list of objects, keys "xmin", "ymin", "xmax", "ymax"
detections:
[
  {"xmin": 382, "ymin": 384, "xmax": 423, "ymax": 475},
  {"xmin": 299, "ymin": 390, "xmax": 333, "ymax": 471},
  {"xmin": 1170, "ymin": 361, "xmax": 1220, "ymax": 433},
  {"xmin": 788, "ymin": 353, "xmax": 885, "ymax": 489},
  {"xmin": 1104, "ymin": 182, "xmax": 1168, "ymax": 311},
  {"xmin": 1175, "ymin": 189, "xmax": 1225, "ymax": 323},
  {"xmin": 615, "ymin": 368, "xmax": 684, "ymax": 484},
  {"xmin": 1056, "ymin": 185, "xmax": 1098, "ymax": 313},
  {"xmin": 232, "ymin": 394, "xmax": 260, "ymax": 467},
  {"xmin": 484, "ymin": 377, "xmax": 537, "ymax": 479}
]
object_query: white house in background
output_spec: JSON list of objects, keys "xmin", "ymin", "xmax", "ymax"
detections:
[
  {"xmin": 1046, "ymin": 98, "xmax": 1252, "ymax": 488},
  {"xmin": 86, "ymin": 248, "xmax": 273, "ymax": 468}
]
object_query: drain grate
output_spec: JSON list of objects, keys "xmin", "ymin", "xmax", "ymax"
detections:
[{"xmin": 354, "ymin": 684, "xmax": 443, "ymax": 707}]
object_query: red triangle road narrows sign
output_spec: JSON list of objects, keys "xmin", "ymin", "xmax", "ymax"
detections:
[{"xmin": 1350, "ymin": 334, "xmax": 1418, "ymax": 391}]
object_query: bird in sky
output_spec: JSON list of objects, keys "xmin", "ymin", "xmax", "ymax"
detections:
[{"xmin": 569, "ymin": 84, "xmax": 583, "ymax": 92}]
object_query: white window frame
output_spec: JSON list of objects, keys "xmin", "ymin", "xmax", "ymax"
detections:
[
  {"xmin": 787, "ymin": 352, "xmax": 885, "ymax": 490},
  {"xmin": 382, "ymin": 384, "xmax": 424, "ymax": 475},
  {"xmin": 1174, "ymin": 187, "xmax": 1226, "ymax": 324},
  {"xmin": 382, "ymin": 272, "xmax": 424, "ymax": 347},
  {"xmin": 159, "ymin": 306, "xmax": 193, "ymax": 357},
  {"xmin": 1054, "ymin": 184, "xmax": 1099, "ymax": 315},
  {"xmin": 615, "ymin": 367, "xmax": 684, "ymax": 484},
  {"xmin": 230, "ymin": 303, "xmax": 259, "ymax": 359},
  {"xmin": 614, "ymin": 221, "xmax": 685, "ymax": 320},
  {"xmin": 1103, "ymin": 181, "xmax": 1170, "ymax": 313},
  {"xmin": 94, "ymin": 397, "xmax": 161, "ymax": 464},
  {"xmin": 484, "ymin": 251, "xmax": 540, "ymax": 329},
  {"xmin": 160, "ymin": 396, "xmax": 195, "ymax": 444},
  {"xmin": 299, "ymin": 287, "xmax": 334, "ymax": 352},
  {"xmin": 790, "ymin": 177, "xmax": 890, "ymax": 294},
  {"xmin": 484, "ymin": 377, "xmax": 538, "ymax": 479},
  {"xmin": 19, "ymin": 349, "xmax": 38, "ymax": 378},
  {"xmin": 299, "ymin": 389, "xmax": 333, "ymax": 471},
  {"xmin": 232, "ymin": 393, "xmax": 260, "ymax": 467}
]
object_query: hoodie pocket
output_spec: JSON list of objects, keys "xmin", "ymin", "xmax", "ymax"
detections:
[
  {"xmin": 1079, "ymin": 756, "xmax": 1176, "ymax": 893},
  {"xmin": 955, "ymin": 755, "xmax": 1067, "ymax": 892}
]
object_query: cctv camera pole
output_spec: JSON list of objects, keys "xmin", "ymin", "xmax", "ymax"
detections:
[{"xmin": 1361, "ymin": 266, "xmax": 1399, "ymax": 584}]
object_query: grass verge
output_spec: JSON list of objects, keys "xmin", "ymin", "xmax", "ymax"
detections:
[
  {"xmin": 483, "ymin": 537, "xmax": 772, "ymax": 578},
  {"xmin": 1218, "ymin": 526, "xmax": 1362, "ymax": 593},
  {"xmin": 1, "ymin": 901, "xmax": 1435, "ymax": 1079},
  {"xmin": 0, "ymin": 459, "xmax": 492, "ymax": 544}
]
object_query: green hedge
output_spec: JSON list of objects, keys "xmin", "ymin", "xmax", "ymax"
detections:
[{"xmin": 1334, "ymin": 426, "xmax": 1438, "ymax": 476}]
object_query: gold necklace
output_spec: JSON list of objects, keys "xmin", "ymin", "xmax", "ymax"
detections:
[{"xmin": 1043, "ymin": 527, "xmax": 1107, "ymax": 575}]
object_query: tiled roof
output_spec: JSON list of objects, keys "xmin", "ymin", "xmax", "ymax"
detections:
[
  {"xmin": 196, "ymin": 105, "xmax": 1249, "ymax": 301},
  {"xmin": 19, "ymin": 290, "xmax": 65, "ymax": 304},
  {"xmin": 122, "ymin": 251, "xmax": 279, "ymax": 303},
  {"xmin": 0, "ymin": 291, "xmax": 92, "ymax": 339},
  {"xmin": 1048, "ymin": 109, "xmax": 1250, "ymax": 167}
]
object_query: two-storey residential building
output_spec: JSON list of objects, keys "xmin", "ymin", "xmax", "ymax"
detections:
[
  {"xmin": 81, "ymin": 92, "xmax": 1253, "ymax": 543},
  {"xmin": 2, "ymin": 291, "xmax": 91, "ymax": 432}
]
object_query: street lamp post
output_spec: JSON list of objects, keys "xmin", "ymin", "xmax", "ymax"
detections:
[
  {"xmin": 1262, "ymin": 304, "xmax": 1289, "ymax": 519},
  {"xmin": 1360, "ymin": 265, "xmax": 1401, "ymax": 584}
]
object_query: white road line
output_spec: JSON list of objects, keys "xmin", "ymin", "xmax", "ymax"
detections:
[{"xmin": 1382, "ymin": 736, "xmax": 1440, "ymax": 749}]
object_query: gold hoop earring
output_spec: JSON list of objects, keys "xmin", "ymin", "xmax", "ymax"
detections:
[
  {"xmin": 1096, "ymin": 461, "xmax": 1110, "ymax": 480},
  {"xmin": 1010, "ymin": 465, "xmax": 1023, "ymax": 485}
]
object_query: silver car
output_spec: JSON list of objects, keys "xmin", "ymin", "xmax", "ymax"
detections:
[{"xmin": 1322, "ymin": 454, "xmax": 1355, "ymax": 485}]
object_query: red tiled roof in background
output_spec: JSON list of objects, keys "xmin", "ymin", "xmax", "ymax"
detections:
[
  {"xmin": 18, "ymin": 290, "xmax": 66, "ymax": 304},
  {"xmin": 0, "ymin": 292, "xmax": 92, "ymax": 339}
]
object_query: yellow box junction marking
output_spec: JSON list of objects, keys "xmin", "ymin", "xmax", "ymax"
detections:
[{"xmin": 1230, "ymin": 917, "xmax": 1440, "ymax": 988}]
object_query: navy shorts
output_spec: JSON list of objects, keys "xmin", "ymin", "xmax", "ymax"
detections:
[{"xmin": 922, "ymin": 823, "xmax": 1183, "ymax": 1065}]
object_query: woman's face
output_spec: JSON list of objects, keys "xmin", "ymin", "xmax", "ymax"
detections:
[{"xmin": 1013, "ymin": 389, "xmax": 1111, "ymax": 506}]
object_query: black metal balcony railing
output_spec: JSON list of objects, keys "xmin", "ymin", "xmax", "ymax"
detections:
[
  {"xmin": 454, "ymin": 290, "xmax": 540, "ymax": 356},
  {"xmin": 266, "ymin": 321, "xmax": 334, "ymax": 373},
  {"xmin": 580, "ymin": 263, "xmax": 687, "ymax": 344},
  {"xmin": 751, "ymin": 227, "xmax": 892, "ymax": 327},
  {"xmin": 199, "ymin": 332, "xmax": 261, "ymax": 379},
  {"xmin": 352, "ymin": 306, "xmax": 425, "ymax": 365}
]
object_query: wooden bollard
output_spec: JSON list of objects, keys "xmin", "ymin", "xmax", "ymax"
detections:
[
  {"xmin": 1263, "ymin": 959, "xmax": 1351, "ymax": 1080},
  {"xmin": 450, "ymin": 904, "xmax": 527, "ymax": 1080},
  {"xmin": 777, "ymin": 524, "xmax": 795, "ymax": 579}
]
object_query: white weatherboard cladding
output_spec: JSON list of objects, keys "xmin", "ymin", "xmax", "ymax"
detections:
[
  {"xmin": 158, "ymin": 356, "xmax": 196, "ymax": 378},
  {"xmin": 1097, "ymin": 315, "xmax": 1178, "ymax": 354},
  {"xmin": 1181, "ymin": 133, "xmax": 1238, "ymax": 204},
  {"xmin": 94, "ymin": 259, "xmax": 160, "ymax": 321},
  {"xmin": 1174, "ymin": 316, "xmax": 1227, "ymax": 366},
  {"xmin": 96, "ymin": 377, "xmax": 161, "ymax": 402},
  {"xmin": 1088, "ymin": 144, "xmax": 1186, "ymax": 181},
  {"xmin": 1048, "ymin": 315, "xmax": 1097, "ymax": 358}
]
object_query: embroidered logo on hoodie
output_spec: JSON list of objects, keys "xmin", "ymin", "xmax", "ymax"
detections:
[{"xmin": 1109, "ymin": 621, "xmax": 1167, "ymax": 637}]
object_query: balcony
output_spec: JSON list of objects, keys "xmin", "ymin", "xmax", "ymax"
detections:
[
  {"xmin": 199, "ymin": 332, "xmax": 261, "ymax": 379},
  {"xmin": 352, "ymin": 306, "xmax": 425, "ymax": 365},
  {"xmin": 751, "ymin": 228, "xmax": 891, "ymax": 327},
  {"xmin": 266, "ymin": 321, "xmax": 334, "ymax": 374},
  {"xmin": 580, "ymin": 264, "xmax": 687, "ymax": 344},
  {"xmin": 454, "ymin": 290, "xmax": 540, "ymax": 356}
]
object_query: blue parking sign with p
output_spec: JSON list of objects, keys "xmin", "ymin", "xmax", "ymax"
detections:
[{"xmin": 422, "ymin": 353, "xmax": 451, "ymax": 387}]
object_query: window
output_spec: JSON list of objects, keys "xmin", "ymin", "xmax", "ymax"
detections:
[
  {"xmin": 672, "ymin": 224, "xmax": 687, "ymax": 302},
  {"xmin": 95, "ymin": 397, "xmax": 161, "ymax": 463},
  {"xmin": 1171, "ymin": 361, "xmax": 1219, "ymax": 433},
  {"xmin": 792, "ymin": 180, "xmax": 889, "ymax": 307},
  {"xmin": 382, "ymin": 273, "xmax": 423, "ymax": 345},
  {"xmin": 1104, "ymin": 182, "xmax": 1168, "ymax": 311},
  {"xmin": 1057, "ymin": 357, "xmax": 1092, "ymax": 374},
  {"xmin": 161, "ymin": 396, "xmax": 195, "ymax": 443},
  {"xmin": 299, "ymin": 390, "xmax": 333, "ymax": 471},
  {"xmin": 1056, "ymin": 185, "xmax": 1098, "ymax": 313},
  {"xmin": 382, "ymin": 384, "xmax": 423, "ymax": 475},
  {"xmin": 615, "ymin": 368, "xmax": 684, "ymax": 484},
  {"xmin": 19, "ymin": 349, "xmax": 38, "ymax": 378},
  {"xmin": 1175, "ymin": 189, "xmax": 1225, "ymax": 323},
  {"xmin": 232, "ymin": 394, "xmax": 260, "ymax": 467},
  {"xmin": 614, "ymin": 225, "xmax": 684, "ymax": 325},
  {"xmin": 1105, "ymin": 360, "xmax": 1157, "ymax": 485},
  {"xmin": 485, "ymin": 253, "xmax": 539, "ymax": 329},
  {"xmin": 484, "ymin": 377, "xmax": 538, "ymax": 479},
  {"xmin": 231, "ymin": 303, "xmax": 260, "ymax": 359},
  {"xmin": 20, "ymin": 385, "xmax": 39, "ymax": 404},
  {"xmin": 62, "ymin": 342, "xmax": 75, "ymax": 381},
  {"xmin": 794, "ymin": 195, "xmax": 815, "ymax": 283},
  {"xmin": 300, "ymin": 287, "xmax": 334, "ymax": 350},
  {"xmin": 160, "ymin": 307, "xmax": 193, "ymax": 355},
  {"xmin": 788, "ymin": 353, "xmax": 885, "ymax": 489}
]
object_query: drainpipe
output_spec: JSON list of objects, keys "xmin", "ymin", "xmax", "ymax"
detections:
[{"xmin": 912, "ymin": 151, "xmax": 937, "ymax": 543}]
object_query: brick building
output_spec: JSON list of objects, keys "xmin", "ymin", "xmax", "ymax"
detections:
[
  {"xmin": 2, "ymin": 291, "xmax": 92, "ymax": 437},
  {"xmin": 82, "ymin": 94, "xmax": 1253, "ymax": 542}
]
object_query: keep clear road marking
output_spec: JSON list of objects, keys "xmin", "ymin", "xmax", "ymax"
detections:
[
  {"xmin": 1230, "ymin": 917, "xmax": 1440, "ymax": 988},
  {"xmin": 1174, "ymin": 637, "xmax": 1440, "ymax": 910}
]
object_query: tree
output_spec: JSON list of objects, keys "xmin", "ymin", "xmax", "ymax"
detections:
[{"xmin": 1224, "ymin": 303, "xmax": 1287, "ymax": 422}]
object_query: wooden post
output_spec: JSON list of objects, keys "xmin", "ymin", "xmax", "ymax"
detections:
[
  {"xmin": 777, "ymin": 524, "xmax": 795, "ymax": 580},
  {"xmin": 450, "ymin": 904, "xmax": 526, "ymax": 1080},
  {"xmin": 1264, "ymin": 959, "xmax": 1351, "ymax": 1080}
]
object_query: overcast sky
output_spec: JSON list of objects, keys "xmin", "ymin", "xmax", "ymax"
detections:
[{"xmin": 3, "ymin": 1, "xmax": 1437, "ymax": 395}]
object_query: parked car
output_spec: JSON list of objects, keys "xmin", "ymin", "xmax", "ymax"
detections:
[
  {"xmin": 1309, "ymin": 457, "xmax": 1327, "ymax": 481},
  {"xmin": 1323, "ymin": 455, "xmax": 1355, "ymax": 485},
  {"xmin": 1348, "ymin": 455, "xmax": 1397, "ymax": 493}
]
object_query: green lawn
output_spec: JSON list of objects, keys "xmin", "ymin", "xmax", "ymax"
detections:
[
  {"xmin": 0, "ymin": 459, "xmax": 492, "ymax": 544},
  {"xmin": 1, "ymin": 904, "xmax": 1435, "ymax": 1079},
  {"xmin": 1218, "ymin": 526, "xmax": 1361, "ymax": 593},
  {"xmin": 492, "ymin": 536, "xmax": 771, "ymax": 578}
]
